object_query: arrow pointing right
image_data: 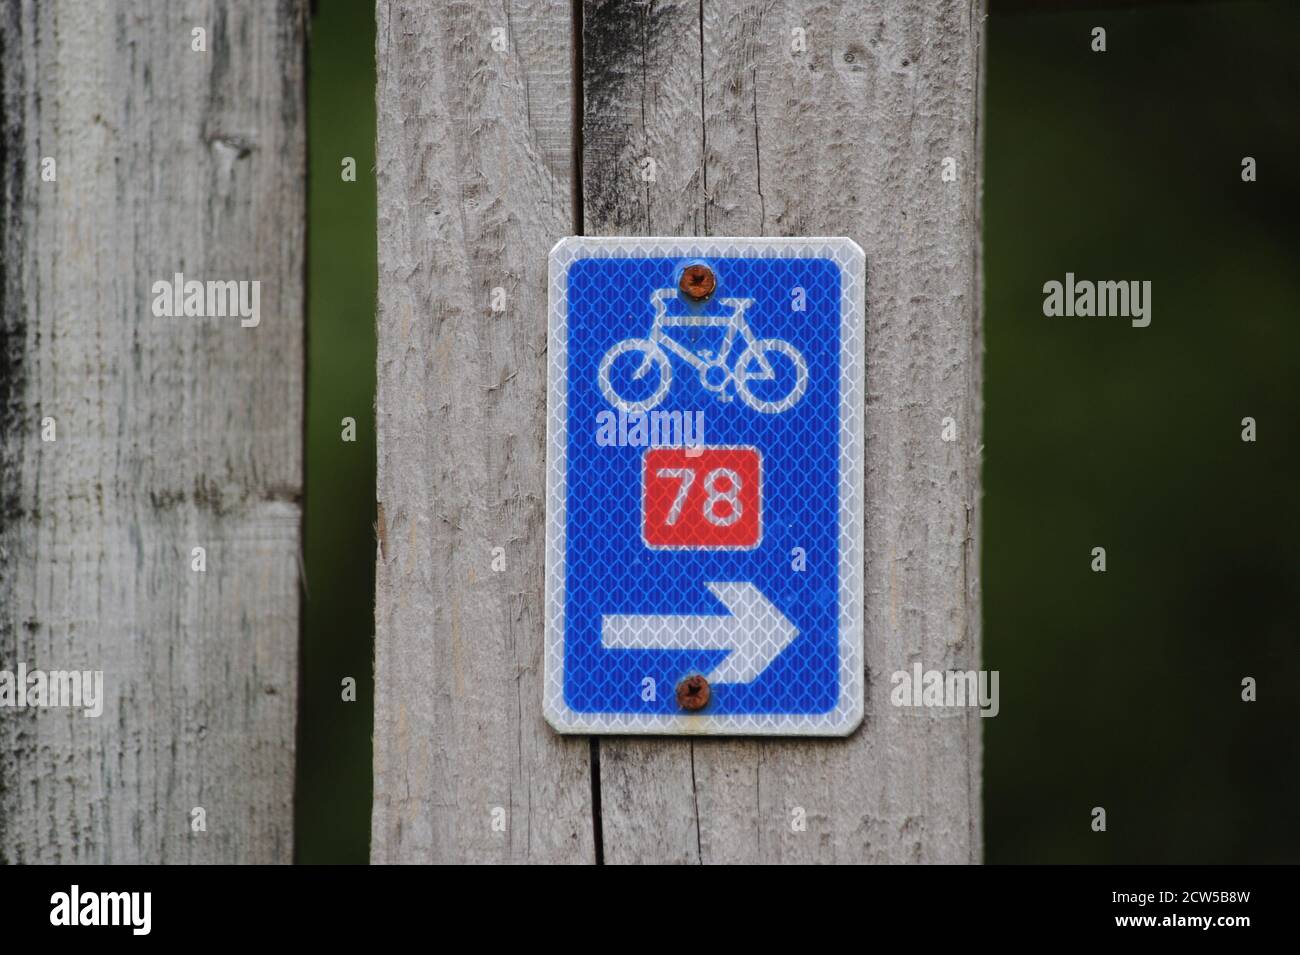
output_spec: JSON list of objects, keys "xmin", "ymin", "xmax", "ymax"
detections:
[{"xmin": 601, "ymin": 581, "xmax": 799, "ymax": 684}]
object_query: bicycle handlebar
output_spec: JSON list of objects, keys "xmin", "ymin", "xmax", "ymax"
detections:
[{"xmin": 651, "ymin": 287, "xmax": 753, "ymax": 321}]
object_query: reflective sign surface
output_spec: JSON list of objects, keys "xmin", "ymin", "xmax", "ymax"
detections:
[{"xmin": 545, "ymin": 237, "xmax": 865, "ymax": 736}]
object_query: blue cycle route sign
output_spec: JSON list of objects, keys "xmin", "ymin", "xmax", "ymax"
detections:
[{"xmin": 544, "ymin": 237, "xmax": 865, "ymax": 736}]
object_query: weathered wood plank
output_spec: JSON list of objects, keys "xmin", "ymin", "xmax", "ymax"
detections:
[
  {"xmin": 588, "ymin": 0, "xmax": 984, "ymax": 863},
  {"xmin": 372, "ymin": 0, "xmax": 594, "ymax": 863},
  {"xmin": 580, "ymin": 0, "xmax": 709, "ymax": 867},
  {"xmin": 0, "ymin": 0, "xmax": 306, "ymax": 863}
]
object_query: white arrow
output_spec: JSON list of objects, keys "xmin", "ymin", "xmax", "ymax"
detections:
[{"xmin": 601, "ymin": 582, "xmax": 799, "ymax": 684}]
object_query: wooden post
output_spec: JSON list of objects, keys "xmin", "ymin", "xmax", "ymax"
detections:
[
  {"xmin": 374, "ymin": 0, "xmax": 983, "ymax": 863},
  {"xmin": 0, "ymin": 1, "xmax": 306, "ymax": 863},
  {"xmin": 586, "ymin": 0, "xmax": 985, "ymax": 865},
  {"xmin": 372, "ymin": 0, "xmax": 594, "ymax": 864}
]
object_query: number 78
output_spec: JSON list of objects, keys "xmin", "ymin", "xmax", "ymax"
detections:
[
  {"xmin": 655, "ymin": 466, "xmax": 743, "ymax": 527},
  {"xmin": 641, "ymin": 446, "xmax": 761, "ymax": 550}
]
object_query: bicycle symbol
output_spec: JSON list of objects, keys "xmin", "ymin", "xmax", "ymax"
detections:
[{"xmin": 598, "ymin": 288, "xmax": 809, "ymax": 414}]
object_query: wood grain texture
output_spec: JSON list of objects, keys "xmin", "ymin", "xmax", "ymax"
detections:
[
  {"xmin": 0, "ymin": 0, "xmax": 305, "ymax": 862},
  {"xmin": 372, "ymin": 0, "xmax": 594, "ymax": 863},
  {"xmin": 375, "ymin": 0, "xmax": 983, "ymax": 864},
  {"xmin": 586, "ymin": 0, "xmax": 985, "ymax": 863},
  {"xmin": 580, "ymin": 0, "xmax": 713, "ymax": 866}
]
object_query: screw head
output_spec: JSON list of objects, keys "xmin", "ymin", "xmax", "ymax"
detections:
[
  {"xmin": 679, "ymin": 264, "xmax": 716, "ymax": 301},
  {"xmin": 676, "ymin": 674, "xmax": 711, "ymax": 712}
]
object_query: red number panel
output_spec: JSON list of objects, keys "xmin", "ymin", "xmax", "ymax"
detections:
[{"xmin": 642, "ymin": 446, "xmax": 762, "ymax": 550}]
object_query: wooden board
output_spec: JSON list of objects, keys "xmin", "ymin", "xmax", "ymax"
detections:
[
  {"xmin": 373, "ymin": 0, "xmax": 983, "ymax": 863},
  {"xmin": 0, "ymin": 0, "xmax": 306, "ymax": 863},
  {"xmin": 371, "ymin": 0, "xmax": 595, "ymax": 863},
  {"xmin": 586, "ymin": 0, "xmax": 985, "ymax": 864}
]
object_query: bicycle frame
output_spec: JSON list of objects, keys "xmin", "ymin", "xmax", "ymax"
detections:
[
  {"xmin": 643, "ymin": 288, "xmax": 774, "ymax": 382},
  {"xmin": 599, "ymin": 285, "xmax": 808, "ymax": 415}
]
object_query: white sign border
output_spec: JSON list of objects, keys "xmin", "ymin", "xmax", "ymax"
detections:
[{"xmin": 544, "ymin": 236, "xmax": 866, "ymax": 737}]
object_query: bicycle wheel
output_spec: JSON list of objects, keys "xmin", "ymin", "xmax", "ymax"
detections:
[
  {"xmin": 734, "ymin": 339, "xmax": 808, "ymax": 413},
  {"xmin": 598, "ymin": 339, "xmax": 672, "ymax": 413}
]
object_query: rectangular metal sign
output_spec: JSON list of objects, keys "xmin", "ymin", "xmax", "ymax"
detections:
[{"xmin": 545, "ymin": 237, "xmax": 865, "ymax": 735}]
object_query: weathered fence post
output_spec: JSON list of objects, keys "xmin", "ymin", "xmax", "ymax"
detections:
[
  {"xmin": 585, "ymin": 0, "xmax": 985, "ymax": 865},
  {"xmin": 374, "ymin": 0, "xmax": 983, "ymax": 863},
  {"xmin": 0, "ymin": 1, "xmax": 306, "ymax": 863},
  {"xmin": 372, "ymin": 0, "xmax": 594, "ymax": 864}
]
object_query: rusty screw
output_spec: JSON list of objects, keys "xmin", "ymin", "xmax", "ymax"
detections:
[
  {"xmin": 679, "ymin": 264, "xmax": 716, "ymax": 301},
  {"xmin": 676, "ymin": 674, "xmax": 711, "ymax": 712}
]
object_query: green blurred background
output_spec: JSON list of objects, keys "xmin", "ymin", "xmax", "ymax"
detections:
[
  {"xmin": 298, "ymin": 0, "xmax": 1299, "ymax": 863},
  {"xmin": 298, "ymin": 0, "xmax": 376, "ymax": 864},
  {"xmin": 982, "ymin": 2, "xmax": 1299, "ymax": 863}
]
